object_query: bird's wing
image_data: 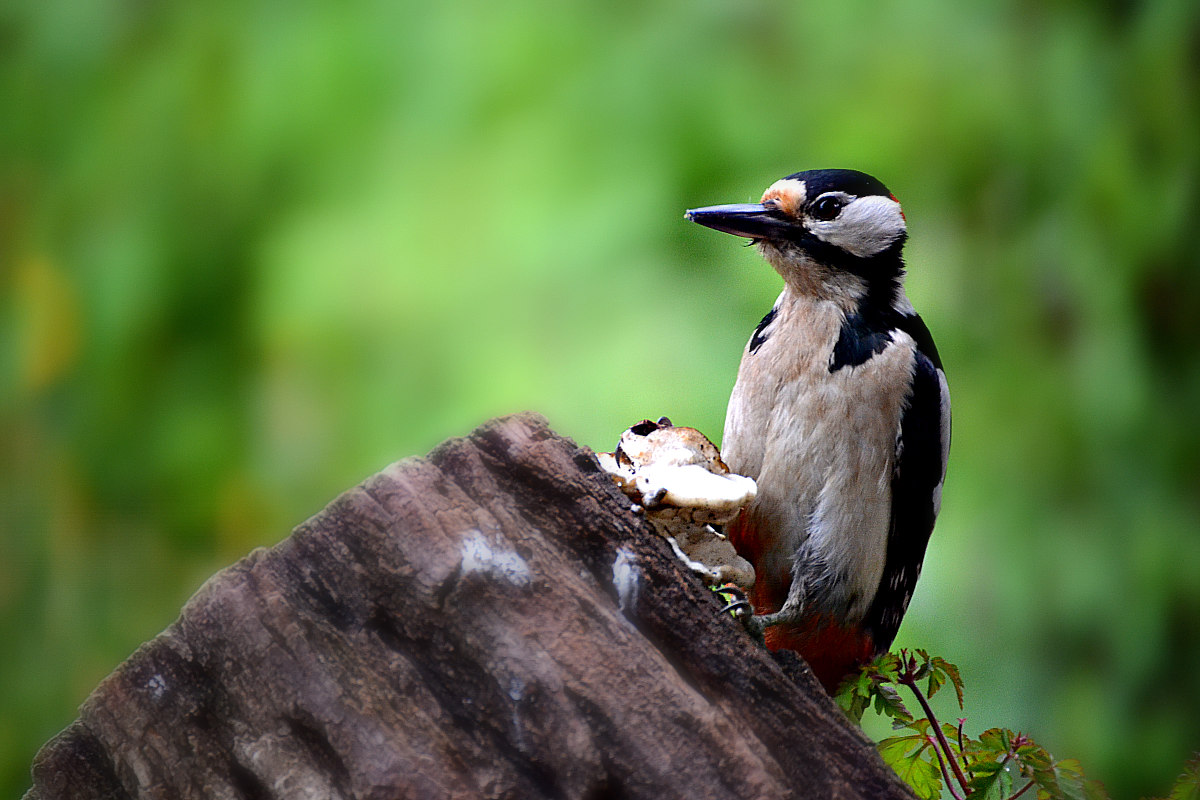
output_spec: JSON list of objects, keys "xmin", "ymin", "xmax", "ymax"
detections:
[{"xmin": 862, "ymin": 314, "xmax": 950, "ymax": 651}]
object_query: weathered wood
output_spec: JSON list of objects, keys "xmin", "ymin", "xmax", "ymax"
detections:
[{"xmin": 25, "ymin": 413, "xmax": 913, "ymax": 800}]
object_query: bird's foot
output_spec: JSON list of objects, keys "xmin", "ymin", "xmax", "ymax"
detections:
[
  {"xmin": 709, "ymin": 585, "xmax": 796, "ymax": 645},
  {"xmin": 739, "ymin": 607, "xmax": 800, "ymax": 644}
]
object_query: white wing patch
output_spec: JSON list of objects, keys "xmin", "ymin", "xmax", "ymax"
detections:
[{"xmin": 807, "ymin": 195, "xmax": 906, "ymax": 258}]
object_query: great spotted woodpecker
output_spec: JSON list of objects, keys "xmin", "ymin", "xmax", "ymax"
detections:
[{"xmin": 686, "ymin": 169, "xmax": 951, "ymax": 692}]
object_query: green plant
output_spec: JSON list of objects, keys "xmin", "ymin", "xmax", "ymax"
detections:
[{"xmin": 835, "ymin": 649, "xmax": 1197, "ymax": 800}]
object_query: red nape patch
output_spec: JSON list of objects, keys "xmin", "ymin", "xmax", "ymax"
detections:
[
  {"xmin": 766, "ymin": 616, "xmax": 875, "ymax": 694},
  {"xmin": 889, "ymin": 193, "xmax": 906, "ymax": 221}
]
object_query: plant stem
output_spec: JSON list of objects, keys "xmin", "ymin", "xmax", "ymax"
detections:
[
  {"xmin": 1006, "ymin": 779, "xmax": 1036, "ymax": 800},
  {"xmin": 927, "ymin": 735, "xmax": 965, "ymax": 800},
  {"xmin": 900, "ymin": 671, "xmax": 971, "ymax": 793}
]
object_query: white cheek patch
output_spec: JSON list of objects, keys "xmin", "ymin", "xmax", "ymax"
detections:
[{"xmin": 807, "ymin": 195, "xmax": 907, "ymax": 257}]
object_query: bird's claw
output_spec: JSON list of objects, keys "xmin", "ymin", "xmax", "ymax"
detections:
[
  {"xmin": 721, "ymin": 597, "xmax": 754, "ymax": 618},
  {"xmin": 712, "ymin": 583, "xmax": 754, "ymax": 620}
]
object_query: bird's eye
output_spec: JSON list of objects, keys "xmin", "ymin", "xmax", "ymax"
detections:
[{"xmin": 810, "ymin": 195, "xmax": 845, "ymax": 221}]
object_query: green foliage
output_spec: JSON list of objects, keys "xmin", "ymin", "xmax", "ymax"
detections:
[
  {"xmin": 1161, "ymin": 754, "xmax": 1200, "ymax": 800},
  {"xmin": 879, "ymin": 722, "xmax": 945, "ymax": 800},
  {"xmin": 926, "ymin": 656, "xmax": 964, "ymax": 709},
  {"xmin": 838, "ymin": 650, "xmax": 1200, "ymax": 800}
]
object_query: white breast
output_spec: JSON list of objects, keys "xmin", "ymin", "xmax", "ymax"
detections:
[{"xmin": 722, "ymin": 288, "xmax": 917, "ymax": 620}]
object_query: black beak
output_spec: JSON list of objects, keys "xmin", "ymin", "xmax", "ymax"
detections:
[{"xmin": 684, "ymin": 203, "xmax": 801, "ymax": 240}]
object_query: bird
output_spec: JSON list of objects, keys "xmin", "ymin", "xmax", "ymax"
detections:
[{"xmin": 685, "ymin": 169, "xmax": 951, "ymax": 692}]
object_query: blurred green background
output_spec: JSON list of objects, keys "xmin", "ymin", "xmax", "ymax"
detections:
[{"xmin": 2, "ymin": 0, "xmax": 1198, "ymax": 796}]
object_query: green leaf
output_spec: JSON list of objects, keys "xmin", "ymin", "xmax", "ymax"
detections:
[
  {"xmin": 902, "ymin": 718, "xmax": 933, "ymax": 736},
  {"xmin": 910, "ymin": 648, "xmax": 932, "ymax": 682},
  {"xmin": 878, "ymin": 734, "xmax": 923, "ymax": 761},
  {"xmin": 834, "ymin": 668, "xmax": 869, "ymax": 719},
  {"xmin": 836, "ymin": 686, "xmax": 869, "ymax": 725},
  {"xmin": 967, "ymin": 759, "xmax": 1004, "ymax": 778},
  {"xmin": 878, "ymin": 734, "xmax": 944, "ymax": 800},
  {"xmin": 1167, "ymin": 753, "xmax": 1200, "ymax": 800},
  {"xmin": 973, "ymin": 728, "xmax": 1014, "ymax": 755},
  {"xmin": 930, "ymin": 656, "xmax": 964, "ymax": 708},
  {"xmin": 967, "ymin": 760, "xmax": 1016, "ymax": 800},
  {"xmin": 874, "ymin": 651, "xmax": 904, "ymax": 683},
  {"xmin": 1033, "ymin": 757, "xmax": 1106, "ymax": 800},
  {"xmin": 1016, "ymin": 741, "xmax": 1052, "ymax": 774},
  {"xmin": 874, "ymin": 682, "xmax": 914, "ymax": 723},
  {"xmin": 962, "ymin": 730, "xmax": 1009, "ymax": 785},
  {"xmin": 1031, "ymin": 756, "xmax": 1077, "ymax": 799},
  {"xmin": 926, "ymin": 664, "xmax": 945, "ymax": 700}
]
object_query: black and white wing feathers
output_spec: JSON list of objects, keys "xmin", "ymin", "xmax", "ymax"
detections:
[{"xmin": 862, "ymin": 313, "xmax": 950, "ymax": 651}]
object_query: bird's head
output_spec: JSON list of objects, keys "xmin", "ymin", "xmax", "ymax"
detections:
[{"xmin": 686, "ymin": 169, "xmax": 907, "ymax": 306}]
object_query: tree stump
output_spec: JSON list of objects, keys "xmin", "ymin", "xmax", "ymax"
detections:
[{"xmin": 24, "ymin": 413, "xmax": 914, "ymax": 800}]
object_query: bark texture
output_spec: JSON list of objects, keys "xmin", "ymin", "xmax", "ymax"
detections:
[{"xmin": 25, "ymin": 413, "xmax": 913, "ymax": 800}]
